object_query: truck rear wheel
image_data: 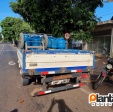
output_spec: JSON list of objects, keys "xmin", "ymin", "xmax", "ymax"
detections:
[{"xmin": 21, "ymin": 76, "xmax": 29, "ymax": 86}]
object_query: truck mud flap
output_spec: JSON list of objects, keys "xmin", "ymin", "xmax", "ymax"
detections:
[{"xmin": 31, "ymin": 82, "xmax": 86, "ymax": 97}]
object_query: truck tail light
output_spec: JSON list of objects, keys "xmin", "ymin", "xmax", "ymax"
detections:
[
  {"xmin": 76, "ymin": 69, "xmax": 82, "ymax": 73},
  {"xmin": 79, "ymin": 82, "xmax": 84, "ymax": 86},
  {"xmin": 41, "ymin": 71, "xmax": 48, "ymax": 75},
  {"xmin": 80, "ymin": 74, "xmax": 89, "ymax": 79},
  {"xmin": 41, "ymin": 71, "xmax": 55, "ymax": 75}
]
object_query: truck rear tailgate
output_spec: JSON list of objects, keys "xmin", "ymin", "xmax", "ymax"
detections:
[{"xmin": 26, "ymin": 52, "xmax": 94, "ymax": 69}]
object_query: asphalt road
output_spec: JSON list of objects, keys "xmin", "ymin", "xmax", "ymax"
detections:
[{"xmin": 0, "ymin": 44, "xmax": 113, "ymax": 112}]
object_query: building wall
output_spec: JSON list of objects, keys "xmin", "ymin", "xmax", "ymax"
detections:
[
  {"xmin": 88, "ymin": 35, "xmax": 111, "ymax": 54},
  {"xmin": 86, "ymin": 28, "xmax": 112, "ymax": 56}
]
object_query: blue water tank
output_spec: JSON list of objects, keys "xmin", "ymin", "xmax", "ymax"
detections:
[
  {"xmin": 24, "ymin": 34, "xmax": 31, "ymax": 46},
  {"xmin": 57, "ymin": 37, "xmax": 66, "ymax": 49},
  {"xmin": 51, "ymin": 38, "xmax": 58, "ymax": 49},
  {"xmin": 31, "ymin": 35, "xmax": 42, "ymax": 47},
  {"xmin": 47, "ymin": 36, "xmax": 53, "ymax": 48}
]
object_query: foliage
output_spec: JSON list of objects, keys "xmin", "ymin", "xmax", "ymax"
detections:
[
  {"xmin": 0, "ymin": 17, "xmax": 33, "ymax": 41},
  {"xmin": 21, "ymin": 21, "xmax": 34, "ymax": 33},
  {"xmin": 10, "ymin": 0, "xmax": 103, "ymax": 42},
  {"xmin": 0, "ymin": 33, "xmax": 2, "ymax": 41}
]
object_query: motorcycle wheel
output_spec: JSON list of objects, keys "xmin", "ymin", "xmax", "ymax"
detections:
[{"xmin": 93, "ymin": 75, "xmax": 104, "ymax": 90}]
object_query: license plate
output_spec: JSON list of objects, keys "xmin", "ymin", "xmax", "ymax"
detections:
[
  {"xmin": 53, "ymin": 74, "xmax": 72, "ymax": 81},
  {"xmin": 51, "ymin": 79, "xmax": 70, "ymax": 85}
]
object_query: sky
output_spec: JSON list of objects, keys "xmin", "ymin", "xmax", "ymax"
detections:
[
  {"xmin": 95, "ymin": 2, "xmax": 113, "ymax": 21},
  {"xmin": 0, "ymin": 0, "xmax": 113, "ymax": 27},
  {"xmin": 0, "ymin": 0, "xmax": 20, "ymax": 23}
]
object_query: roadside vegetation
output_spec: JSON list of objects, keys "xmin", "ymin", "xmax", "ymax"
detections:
[
  {"xmin": 0, "ymin": 33, "xmax": 3, "ymax": 43},
  {"xmin": 0, "ymin": 17, "xmax": 33, "ymax": 42}
]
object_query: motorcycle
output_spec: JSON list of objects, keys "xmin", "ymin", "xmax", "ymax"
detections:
[{"xmin": 93, "ymin": 48, "xmax": 113, "ymax": 90}]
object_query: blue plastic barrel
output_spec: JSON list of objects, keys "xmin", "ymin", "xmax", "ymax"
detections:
[
  {"xmin": 47, "ymin": 36, "xmax": 53, "ymax": 48},
  {"xmin": 31, "ymin": 35, "xmax": 42, "ymax": 46},
  {"xmin": 57, "ymin": 37, "xmax": 66, "ymax": 49},
  {"xmin": 30, "ymin": 35, "xmax": 42, "ymax": 50},
  {"xmin": 37, "ymin": 35, "xmax": 43, "ymax": 38},
  {"xmin": 51, "ymin": 38, "xmax": 58, "ymax": 49},
  {"xmin": 24, "ymin": 34, "xmax": 31, "ymax": 46}
]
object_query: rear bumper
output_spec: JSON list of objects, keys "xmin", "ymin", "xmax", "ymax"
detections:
[{"xmin": 31, "ymin": 82, "xmax": 86, "ymax": 97}]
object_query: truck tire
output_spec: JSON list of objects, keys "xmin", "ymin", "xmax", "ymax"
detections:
[
  {"xmin": 19, "ymin": 33, "xmax": 25, "ymax": 49},
  {"xmin": 93, "ymin": 76, "xmax": 104, "ymax": 90},
  {"xmin": 21, "ymin": 76, "xmax": 29, "ymax": 86},
  {"xmin": 42, "ymin": 34, "xmax": 48, "ymax": 49}
]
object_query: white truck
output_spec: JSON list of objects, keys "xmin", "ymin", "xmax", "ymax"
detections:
[{"xmin": 17, "ymin": 33, "xmax": 94, "ymax": 96}]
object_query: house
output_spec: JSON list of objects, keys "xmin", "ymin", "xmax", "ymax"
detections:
[{"xmin": 85, "ymin": 18, "xmax": 113, "ymax": 57}]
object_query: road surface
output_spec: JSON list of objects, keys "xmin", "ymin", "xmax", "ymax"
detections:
[{"xmin": 0, "ymin": 44, "xmax": 113, "ymax": 112}]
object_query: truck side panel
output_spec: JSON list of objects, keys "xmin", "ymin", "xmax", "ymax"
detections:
[{"xmin": 17, "ymin": 49, "xmax": 26, "ymax": 72}]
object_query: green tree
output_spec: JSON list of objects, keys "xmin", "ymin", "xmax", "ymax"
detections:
[
  {"xmin": 0, "ymin": 33, "xmax": 2, "ymax": 41},
  {"xmin": 10, "ymin": 0, "xmax": 103, "ymax": 41},
  {"xmin": 21, "ymin": 22, "xmax": 34, "ymax": 33},
  {"xmin": 0, "ymin": 17, "xmax": 33, "ymax": 42}
]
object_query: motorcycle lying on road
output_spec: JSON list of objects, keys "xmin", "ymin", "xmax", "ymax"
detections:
[{"xmin": 93, "ymin": 48, "xmax": 113, "ymax": 90}]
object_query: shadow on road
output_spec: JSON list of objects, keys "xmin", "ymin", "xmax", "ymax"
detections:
[
  {"xmin": 47, "ymin": 98, "xmax": 72, "ymax": 112},
  {"xmin": 10, "ymin": 109, "xmax": 19, "ymax": 112}
]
